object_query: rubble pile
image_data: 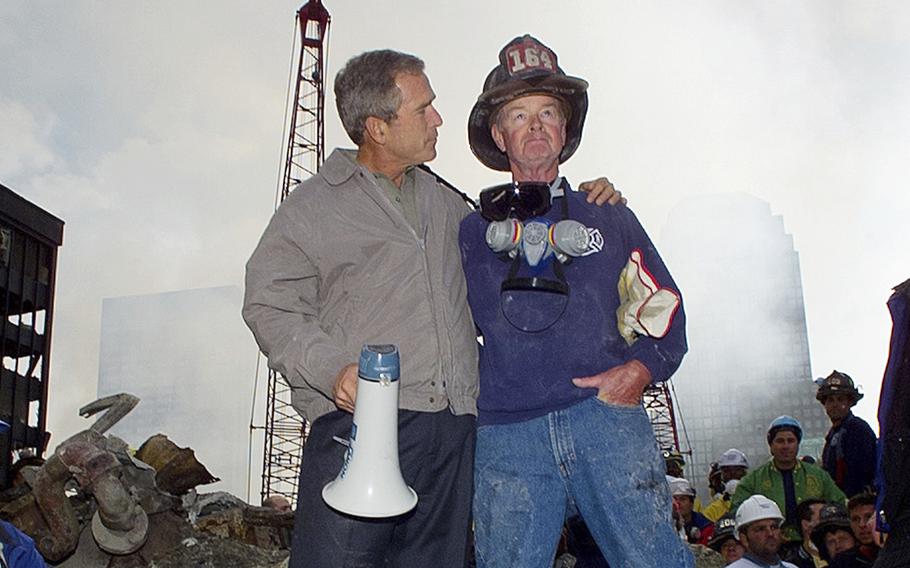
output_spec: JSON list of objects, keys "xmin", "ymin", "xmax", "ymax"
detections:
[{"xmin": 0, "ymin": 394, "xmax": 291, "ymax": 567}]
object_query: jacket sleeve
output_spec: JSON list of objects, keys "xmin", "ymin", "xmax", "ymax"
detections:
[
  {"xmin": 0, "ymin": 519, "xmax": 48, "ymax": 567},
  {"xmin": 847, "ymin": 419, "xmax": 878, "ymax": 494},
  {"xmin": 619, "ymin": 207, "xmax": 688, "ymax": 383},
  {"xmin": 242, "ymin": 203, "xmax": 350, "ymax": 400}
]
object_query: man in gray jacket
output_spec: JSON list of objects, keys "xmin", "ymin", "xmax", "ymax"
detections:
[{"xmin": 243, "ymin": 49, "xmax": 618, "ymax": 568}]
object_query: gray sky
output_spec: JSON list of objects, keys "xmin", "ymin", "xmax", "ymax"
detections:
[{"xmin": 2, "ymin": 1, "xmax": 908, "ymax": 454}]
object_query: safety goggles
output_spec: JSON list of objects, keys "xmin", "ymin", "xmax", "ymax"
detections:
[{"xmin": 479, "ymin": 182, "xmax": 552, "ymax": 222}]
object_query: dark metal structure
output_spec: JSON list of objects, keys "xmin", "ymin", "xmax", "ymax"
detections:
[
  {"xmin": 0, "ymin": 183, "xmax": 64, "ymax": 487},
  {"xmin": 278, "ymin": 0, "xmax": 331, "ymax": 200},
  {"xmin": 260, "ymin": 0, "xmax": 331, "ymax": 506},
  {"xmin": 643, "ymin": 382, "xmax": 682, "ymax": 454}
]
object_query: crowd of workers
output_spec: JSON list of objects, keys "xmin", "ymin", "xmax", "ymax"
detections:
[{"xmin": 646, "ymin": 370, "xmax": 880, "ymax": 568}]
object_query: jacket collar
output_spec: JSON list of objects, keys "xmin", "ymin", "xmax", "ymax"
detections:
[
  {"xmin": 770, "ymin": 459, "xmax": 803, "ymax": 474},
  {"xmin": 322, "ymin": 148, "xmax": 419, "ymax": 187},
  {"xmin": 741, "ymin": 552, "xmax": 785, "ymax": 567},
  {"xmin": 321, "ymin": 148, "xmax": 423, "ymax": 234},
  {"xmin": 321, "ymin": 149, "xmax": 363, "ymax": 186}
]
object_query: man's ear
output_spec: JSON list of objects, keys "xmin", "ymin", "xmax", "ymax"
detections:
[
  {"xmin": 737, "ymin": 533, "xmax": 747, "ymax": 549},
  {"xmin": 364, "ymin": 116, "xmax": 387, "ymax": 145},
  {"xmin": 491, "ymin": 123, "xmax": 507, "ymax": 152}
]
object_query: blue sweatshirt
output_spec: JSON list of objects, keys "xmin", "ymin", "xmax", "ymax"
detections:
[
  {"xmin": 459, "ymin": 184, "xmax": 687, "ymax": 425},
  {"xmin": 822, "ymin": 412, "xmax": 877, "ymax": 498},
  {"xmin": 0, "ymin": 520, "xmax": 46, "ymax": 567}
]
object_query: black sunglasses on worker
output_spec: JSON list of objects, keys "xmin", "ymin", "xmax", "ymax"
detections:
[{"xmin": 479, "ymin": 182, "xmax": 552, "ymax": 222}]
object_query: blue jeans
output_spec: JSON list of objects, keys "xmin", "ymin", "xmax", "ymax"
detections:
[{"xmin": 473, "ymin": 397, "xmax": 693, "ymax": 568}]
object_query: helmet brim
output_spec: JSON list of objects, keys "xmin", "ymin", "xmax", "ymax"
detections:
[{"xmin": 816, "ymin": 387, "xmax": 863, "ymax": 404}]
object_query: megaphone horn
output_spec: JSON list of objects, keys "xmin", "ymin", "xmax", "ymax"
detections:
[{"xmin": 322, "ymin": 344, "xmax": 418, "ymax": 518}]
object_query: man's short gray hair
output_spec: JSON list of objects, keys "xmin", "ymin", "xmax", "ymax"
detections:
[{"xmin": 334, "ymin": 50, "xmax": 425, "ymax": 146}]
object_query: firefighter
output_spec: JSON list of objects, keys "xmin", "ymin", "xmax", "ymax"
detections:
[
  {"xmin": 707, "ymin": 515, "xmax": 746, "ymax": 565},
  {"xmin": 816, "ymin": 370, "xmax": 877, "ymax": 498},
  {"xmin": 810, "ymin": 503, "xmax": 872, "ymax": 567}
]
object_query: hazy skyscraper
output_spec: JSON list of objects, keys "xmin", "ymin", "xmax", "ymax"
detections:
[
  {"xmin": 97, "ymin": 285, "xmax": 260, "ymax": 500},
  {"xmin": 659, "ymin": 193, "xmax": 828, "ymax": 496}
]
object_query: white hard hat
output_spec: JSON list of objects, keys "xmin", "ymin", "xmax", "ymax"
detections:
[
  {"xmin": 734, "ymin": 495, "xmax": 783, "ymax": 540},
  {"xmin": 668, "ymin": 477, "xmax": 696, "ymax": 498},
  {"xmin": 718, "ymin": 448, "xmax": 749, "ymax": 469}
]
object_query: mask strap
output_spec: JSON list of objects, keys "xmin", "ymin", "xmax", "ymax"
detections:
[
  {"xmin": 505, "ymin": 252, "xmax": 522, "ymax": 280},
  {"xmin": 547, "ymin": 176, "xmax": 565, "ymax": 200},
  {"xmin": 554, "ymin": 179, "xmax": 573, "ymax": 265},
  {"xmin": 556, "ymin": 179, "xmax": 570, "ymax": 215}
]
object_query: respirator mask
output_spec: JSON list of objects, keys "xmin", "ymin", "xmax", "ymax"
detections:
[{"xmin": 479, "ymin": 178, "xmax": 601, "ymax": 332}]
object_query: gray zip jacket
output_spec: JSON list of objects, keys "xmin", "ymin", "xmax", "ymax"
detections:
[{"xmin": 243, "ymin": 149, "xmax": 479, "ymax": 423}]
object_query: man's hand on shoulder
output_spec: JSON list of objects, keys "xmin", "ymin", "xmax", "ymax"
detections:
[
  {"xmin": 332, "ymin": 363, "xmax": 359, "ymax": 413},
  {"xmin": 572, "ymin": 359, "xmax": 651, "ymax": 406},
  {"xmin": 578, "ymin": 177, "xmax": 626, "ymax": 206}
]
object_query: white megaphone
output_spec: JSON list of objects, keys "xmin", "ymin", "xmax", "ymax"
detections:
[{"xmin": 322, "ymin": 344, "xmax": 418, "ymax": 517}]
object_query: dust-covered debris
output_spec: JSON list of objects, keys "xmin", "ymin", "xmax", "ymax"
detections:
[
  {"xmin": 0, "ymin": 394, "xmax": 292, "ymax": 566},
  {"xmin": 690, "ymin": 543, "xmax": 726, "ymax": 568},
  {"xmin": 135, "ymin": 434, "xmax": 219, "ymax": 496},
  {"xmin": 146, "ymin": 532, "xmax": 288, "ymax": 568}
]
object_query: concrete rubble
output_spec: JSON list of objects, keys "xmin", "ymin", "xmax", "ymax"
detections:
[{"xmin": 0, "ymin": 394, "xmax": 292, "ymax": 567}]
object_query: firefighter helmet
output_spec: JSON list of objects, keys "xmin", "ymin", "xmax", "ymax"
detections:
[
  {"xmin": 468, "ymin": 35, "xmax": 588, "ymax": 172},
  {"xmin": 815, "ymin": 370, "xmax": 863, "ymax": 404},
  {"xmin": 810, "ymin": 503, "xmax": 853, "ymax": 561},
  {"xmin": 708, "ymin": 514, "xmax": 737, "ymax": 551}
]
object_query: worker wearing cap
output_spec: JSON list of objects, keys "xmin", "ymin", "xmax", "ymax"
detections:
[
  {"xmin": 670, "ymin": 477, "xmax": 714, "ymax": 545},
  {"xmin": 459, "ymin": 34, "xmax": 690, "ymax": 567},
  {"xmin": 730, "ymin": 495, "xmax": 799, "ymax": 567},
  {"xmin": 704, "ymin": 449, "xmax": 750, "ymax": 522},
  {"xmin": 708, "ymin": 514, "xmax": 746, "ymax": 565},
  {"xmin": 665, "ymin": 450, "xmax": 687, "ymax": 478},
  {"xmin": 732, "ymin": 416, "xmax": 845, "ymax": 543},
  {"xmin": 809, "ymin": 503, "xmax": 873, "ymax": 567},
  {"xmin": 816, "ymin": 370, "xmax": 877, "ymax": 498}
]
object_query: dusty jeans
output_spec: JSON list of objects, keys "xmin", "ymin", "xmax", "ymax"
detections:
[{"xmin": 473, "ymin": 397, "xmax": 693, "ymax": 568}]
